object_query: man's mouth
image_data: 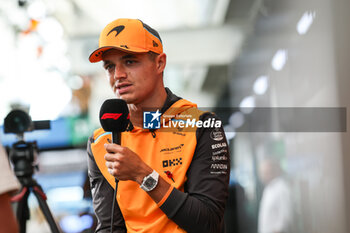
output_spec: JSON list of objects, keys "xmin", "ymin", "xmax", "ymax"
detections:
[{"xmin": 116, "ymin": 83, "xmax": 132, "ymax": 94}]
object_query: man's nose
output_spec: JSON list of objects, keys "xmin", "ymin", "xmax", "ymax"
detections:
[{"xmin": 114, "ymin": 64, "xmax": 126, "ymax": 80}]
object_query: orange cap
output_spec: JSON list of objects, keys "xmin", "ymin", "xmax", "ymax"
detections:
[{"xmin": 89, "ymin": 18, "xmax": 163, "ymax": 63}]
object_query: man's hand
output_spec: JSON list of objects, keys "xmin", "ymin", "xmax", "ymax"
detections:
[
  {"xmin": 104, "ymin": 143, "xmax": 171, "ymax": 203},
  {"xmin": 104, "ymin": 143, "xmax": 152, "ymax": 184}
]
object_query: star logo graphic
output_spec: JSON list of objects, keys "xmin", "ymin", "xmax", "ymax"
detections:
[
  {"xmin": 150, "ymin": 110, "xmax": 161, "ymax": 122},
  {"xmin": 143, "ymin": 110, "xmax": 162, "ymax": 129}
]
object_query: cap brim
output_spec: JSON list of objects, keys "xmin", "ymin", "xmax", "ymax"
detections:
[{"xmin": 89, "ymin": 46, "xmax": 149, "ymax": 63}]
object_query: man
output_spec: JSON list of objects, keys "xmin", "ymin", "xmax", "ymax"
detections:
[
  {"xmin": 0, "ymin": 144, "xmax": 20, "ymax": 233},
  {"xmin": 87, "ymin": 18, "xmax": 230, "ymax": 233},
  {"xmin": 258, "ymin": 157, "xmax": 292, "ymax": 233}
]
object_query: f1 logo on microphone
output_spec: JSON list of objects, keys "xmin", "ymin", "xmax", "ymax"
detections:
[
  {"xmin": 143, "ymin": 110, "xmax": 161, "ymax": 129},
  {"xmin": 101, "ymin": 113, "xmax": 122, "ymax": 120}
]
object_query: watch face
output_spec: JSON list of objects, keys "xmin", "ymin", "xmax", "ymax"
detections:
[{"xmin": 145, "ymin": 177, "xmax": 156, "ymax": 188}]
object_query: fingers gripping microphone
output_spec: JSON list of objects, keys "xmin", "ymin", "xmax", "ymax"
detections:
[
  {"xmin": 99, "ymin": 99, "xmax": 130, "ymax": 144},
  {"xmin": 99, "ymin": 99, "xmax": 130, "ymax": 233}
]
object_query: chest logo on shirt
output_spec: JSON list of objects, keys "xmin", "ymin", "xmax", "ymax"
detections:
[
  {"xmin": 162, "ymin": 157, "xmax": 183, "ymax": 168},
  {"xmin": 160, "ymin": 144, "xmax": 184, "ymax": 153}
]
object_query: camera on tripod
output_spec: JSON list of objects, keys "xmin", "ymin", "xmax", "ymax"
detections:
[
  {"xmin": 4, "ymin": 109, "xmax": 60, "ymax": 233},
  {"xmin": 4, "ymin": 109, "xmax": 50, "ymax": 178},
  {"xmin": 4, "ymin": 109, "xmax": 50, "ymax": 135}
]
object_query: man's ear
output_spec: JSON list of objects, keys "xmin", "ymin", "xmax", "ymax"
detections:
[{"xmin": 156, "ymin": 53, "xmax": 166, "ymax": 74}]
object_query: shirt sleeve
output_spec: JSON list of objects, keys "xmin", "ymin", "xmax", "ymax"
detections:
[
  {"xmin": 0, "ymin": 145, "xmax": 21, "ymax": 195},
  {"xmin": 87, "ymin": 137, "xmax": 127, "ymax": 233},
  {"xmin": 159, "ymin": 112, "xmax": 230, "ymax": 233}
]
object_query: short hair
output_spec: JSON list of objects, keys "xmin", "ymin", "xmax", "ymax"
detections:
[{"xmin": 148, "ymin": 51, "xmax": 159, "ymax": 61}]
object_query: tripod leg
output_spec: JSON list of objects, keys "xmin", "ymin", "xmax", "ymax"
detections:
[
  {"xmin": 15, "ymin": 187, "xmax": 30, "ymax": 233},
  {"xmin": 32, "ymin": 186, "xmax": 60, "ymax": 233}
]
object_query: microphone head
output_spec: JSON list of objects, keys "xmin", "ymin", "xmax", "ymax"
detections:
[{"xmin": 99, "ymin": 99, "xmax": 130, "ymax": 132}]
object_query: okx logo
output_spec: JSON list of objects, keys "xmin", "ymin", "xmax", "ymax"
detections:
[{"xmin": 143, "ymin": 110, "xmax": 161, "ymax": 129}]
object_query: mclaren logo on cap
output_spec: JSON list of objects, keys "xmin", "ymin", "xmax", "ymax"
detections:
[{"xmin": 107, "ymin": 25, "xmax": 125, "ymax": 37}]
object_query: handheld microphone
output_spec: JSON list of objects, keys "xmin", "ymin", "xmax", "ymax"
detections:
[
  {"xmin": 99, "ymin": 99, "xmax": 130, "ymax": 233},
  {"xmin": 99, "ymin": 99, "xmax": 130, "ymax": 144}
]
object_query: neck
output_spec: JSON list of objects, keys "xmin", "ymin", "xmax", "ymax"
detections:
[{"xmin": 128, "ymin": 88, "xmax": 167, "ymax": 128}]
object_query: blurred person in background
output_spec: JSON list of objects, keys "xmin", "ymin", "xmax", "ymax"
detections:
[
  {"xmin": 0, "ymin": 144, "xmax": 21, "ymax": 233},
  {"xmin": 87, "ymin": 18, "xmax": 230, "ymax": 233},
  {"xmin": 258, "ymin": 157, "xmax": 292, "ymax": 233}
]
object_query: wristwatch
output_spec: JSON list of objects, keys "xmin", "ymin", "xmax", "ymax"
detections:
[{"xmin": 140, "ymin": 170, "xmax": 159, "ymax": 192}]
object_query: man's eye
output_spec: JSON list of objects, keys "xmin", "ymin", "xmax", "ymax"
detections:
[
  {"xmin": 105, "ymin": 64, "xmax": 115, "ymax": 71},
  {"xmin": 125, "ymin": 60, "xmax": 135, "ymax": 65}
]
